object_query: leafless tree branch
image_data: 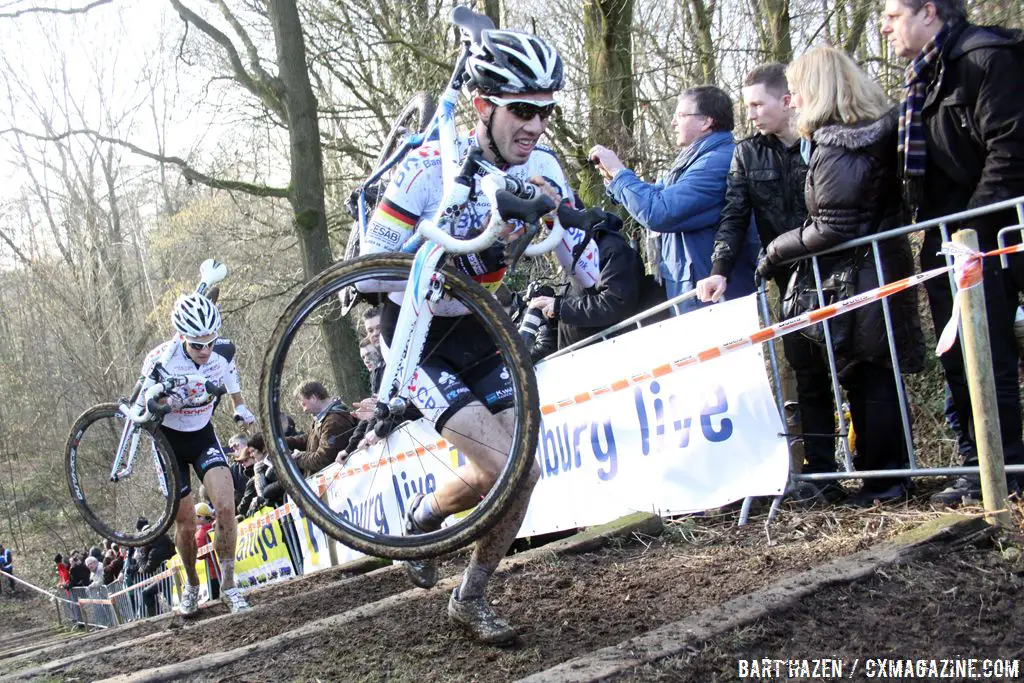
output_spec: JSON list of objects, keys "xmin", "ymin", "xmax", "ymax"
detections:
[
  {"xmin": 0, "ymin": 126, "xmax": 290, "ymax": 198},
  {"xmin": 168, "ymin": 0, "xmax": 285, "ymax": 121},
  {"xmin": 0, "ymin": 0, "xmax": 113, "ymax": 18}
]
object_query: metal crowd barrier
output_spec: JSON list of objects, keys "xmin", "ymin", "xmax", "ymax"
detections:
[
  {"xmin": 541, "ymin": 196, "xmax": 1024, "ymax": 524},
  {"xmin": 36, "ymin": 502, "xmax": 326, "ymax": 631},
  {"xmin": 73, "ymin": 584, "xmax": 120, "ymax": 628},
  {"xmin": 759, "ymin": 197, "xmax": 1024, "ymax": 501}
]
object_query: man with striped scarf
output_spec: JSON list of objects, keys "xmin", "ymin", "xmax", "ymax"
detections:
[{"xmin": 883, "ymin": 0, "xmax": 1024, "ymax": 506}]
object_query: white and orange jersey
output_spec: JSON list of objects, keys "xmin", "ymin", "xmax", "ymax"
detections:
[{"xmin": 137, "ymin": 338, "xmax": 241, "ymax": 432}]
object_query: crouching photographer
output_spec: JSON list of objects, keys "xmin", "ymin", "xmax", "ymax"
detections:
[
  {"xmin": 513, "ymin": 281, "xmax": 559, "ymax": 362},
  {"xmin": 525, "ymin": 211, "xmax": 644, "ymax": 351}
]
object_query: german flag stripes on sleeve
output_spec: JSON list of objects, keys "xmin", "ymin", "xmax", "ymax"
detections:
[{"xmin": 364, "ymin": 198, "xmax": 420, "ymax": 254}]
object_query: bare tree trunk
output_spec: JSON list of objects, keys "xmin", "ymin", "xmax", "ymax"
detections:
[
  {"xmin": 480, "ymin": 0, "xmax": 500, "ymax": 27},
  {"xmin": 842, "ymin": 0, "xmax": 874, "ymax": 55},
  {"xmin": 753, "ymin": 0, "xmax": 792, "ymax": 63},
  {"xmin": 100, "ymin": 147, "xmax": 132, "ymax": 327},
  {"xmin": 268, "ymin": 0, "xmax": 364, "ymax": 400},
  {"xmin": 581, "ymin": 0, "xmax": 636, "ymax": 207},
  {"xmin": 685, "ymin": 0, "xmax": 717, "ymax": 83}
]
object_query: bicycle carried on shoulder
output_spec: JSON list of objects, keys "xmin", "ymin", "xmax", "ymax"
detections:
[
  {"xmin": 65, "ymin": 260, "xmax": 230, "ymax": 546},
  {"xmin": 260, "ymin": 7, "xmax": 604, "ymax": 561}
]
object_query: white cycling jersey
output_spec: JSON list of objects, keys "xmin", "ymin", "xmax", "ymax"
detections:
[
  {"xmin": 137, "ymin": 338, "xmax": 241, "ymax": 432},
  {"xmin": 362, "ymin": 131, "xmax": 600, "ymax": 306}
]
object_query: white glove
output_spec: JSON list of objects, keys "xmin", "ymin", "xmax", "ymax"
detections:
[{"xmin": 233, "ymin": 404, "xmax": 256, "ymax": 425}]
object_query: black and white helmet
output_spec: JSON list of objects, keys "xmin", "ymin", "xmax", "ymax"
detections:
[
  {"xmin": 466, "ymin": 30, "xmax": 564, "ymax": 95},
  {"xmin": 171, "ymin": 293, "xmax": 222, "ymax": 338}
]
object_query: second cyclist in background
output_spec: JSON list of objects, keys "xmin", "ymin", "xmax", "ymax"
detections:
[
  {"xmin": 360, "ymin": 28, "xmax": 596, "ymax": 644},
  {"xmin": 135, "ymin": 293, "xmax": 256, "ymax": 615}
]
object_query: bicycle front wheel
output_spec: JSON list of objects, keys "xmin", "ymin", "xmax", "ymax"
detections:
[
  {"xmin": 65, "ymin": 403, "xmax": 181, "ymax": 546},
  {"xmin": 260, "ymin": 254, "xmax": 539, "ymax": 560}
]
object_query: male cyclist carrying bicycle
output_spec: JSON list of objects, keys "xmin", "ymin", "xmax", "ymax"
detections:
[
  {"xmin": 360, "ymin": 29, "xmax": 593, "ymax": 644},
  {"xmin": 135, "ymin": 293, "xmax": 254, "ymax": 615}
]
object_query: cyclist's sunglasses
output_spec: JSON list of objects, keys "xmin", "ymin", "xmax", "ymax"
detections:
[
  {"xmin": 184, "ymin": 337, "xmax": 219, "ymax": 351},
  {"xmin": 484, "ymin": 96, "xmax": 557, "ymax": 122}
]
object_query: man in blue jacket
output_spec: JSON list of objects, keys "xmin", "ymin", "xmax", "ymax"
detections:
[{"xmin": 590, "ymin": 85, "xmax": 759, "ymax": 314}]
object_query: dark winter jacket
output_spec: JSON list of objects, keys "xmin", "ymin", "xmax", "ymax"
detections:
[
  {"xmin": 137, "ymin": 533, "xmax": 176, "ymax": 575},
  {"xmin": 285, "ymin": 398, "xmax": 358, "ymax": 475},
  {"xmin": 68, "ymin": 562, "xmax": 91, "ymax": 588},
  {"xmin": 236, "ymin": 463, "xmax": 258, "ymax": 516},
  {"xmin": 102, "ymin": 555, "xmax": 123, "ymax": 585},
  {"xmin": 555, "ymin": 214, "xmax": 643, "ymax": 349},
  {"xmin": 765, "ymin": 110, "xmax": 925, "ymax": 377},
  {"xmin": 253, "ymin": 458, "xmax": 285, "ymax": 508},
  {"xmin": 914, "ymin": 23, "xmax": 1024, "ymax": 270},
  {"xmin": 229, "ymin": 462, "xmax": 248, "ymax": 507},
  {"xmin": 711, "ymin": 132, "xmax": 808, "ymax": 281}
]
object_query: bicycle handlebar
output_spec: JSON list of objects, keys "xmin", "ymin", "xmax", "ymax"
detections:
[
  {"xmin": 494, "ymin": 190, "xmax": 556, "ymax": 225},
  {"xmin": 124, "ymin": 374, "xmax": 227, "ymax": 425},
  {"xmin": 416, "ymin": 174, "xmax": 565, "ymax": 257},
  {"xmin": 556, "ymin": 204, "xmax": 606, "ymax": 233}
]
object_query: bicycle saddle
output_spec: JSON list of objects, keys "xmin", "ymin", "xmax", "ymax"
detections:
[{"xmin": 452, "ymin": 6, "xmax": 494, "ymax": 45}]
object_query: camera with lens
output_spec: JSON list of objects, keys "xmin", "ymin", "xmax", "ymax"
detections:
[{"xmin": 517, "ymin": 281, "xmax": 556, "ymax": 344}]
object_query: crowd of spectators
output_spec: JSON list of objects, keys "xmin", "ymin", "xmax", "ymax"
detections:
[
  {"xmin": 53, "ymin": 527, "xmax": 178, "ymax": 593},
  {"xmin": 577, "ymin": 0, "xmax": 1024, "ymax": 509}
]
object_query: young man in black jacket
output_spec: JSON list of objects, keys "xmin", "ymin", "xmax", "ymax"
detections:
[
  {"xmin": 525, "ymin": 212, "xmax": 643, "ymax": 350},
  {"xmin": 883, "ymin": 0, "xmax": 1024, "ymax": 505},
  {"xmin": 696, "ymin": 64, "xmax": 843, "ymax": 504}
]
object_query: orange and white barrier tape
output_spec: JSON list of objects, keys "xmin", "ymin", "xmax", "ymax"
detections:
[
  {"xmin": 540, "ymin": 241, "xmax": 1024, "ymax": 418},
  {"xmin": 238, "ymin": 501, "xmax": 299, "ymax": 535},
  {"xmin": 104, "ymin": 567, "xmax": 178, "ymax": 601},
  {"xmin": 308, "ymin": 438, "xmax": 455, "ymax": 495}
]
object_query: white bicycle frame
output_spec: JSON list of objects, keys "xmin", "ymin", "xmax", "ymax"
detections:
[
  {"xmin": 375, "ymin": 173, "xmax": 566, "ymax": 413},
  {"xmin": 106, "ymin": 259, "xmax": 228, "ymax": 490}
]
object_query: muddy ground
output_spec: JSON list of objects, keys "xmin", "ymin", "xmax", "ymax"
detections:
[
  {"xmin": 4, "ymin": 496, "xmax": 1022, "ymax": 682},
  {"xmin": 54, "ymin": 499, "xmax": 961, "ymax": 682},
  {"xmin": 616, "ymin": 536, "xmax": 1024, "ymax": 682}
]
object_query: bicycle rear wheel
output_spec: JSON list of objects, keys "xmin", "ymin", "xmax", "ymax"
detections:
[
  {"xmin": 344, "ymin": 92, "xmax": 437, "ymax": 262},
  {"xmin": 65, "ymin": 403, "xmax": 181, "ymax": 546},
  {"xmin": 260, "ymin": 254, "xmax": 539, "ymax": 560}
]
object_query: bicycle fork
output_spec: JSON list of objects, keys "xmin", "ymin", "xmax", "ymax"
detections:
[
  {"xmin": 112, "ymin": 407, "xmax": 171, "ymax": 497},
  {"xmin": 376, "ymin": 244, "xmax": 448, "ymax": 419}
]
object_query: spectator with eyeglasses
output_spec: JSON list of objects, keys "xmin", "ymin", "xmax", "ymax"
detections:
[
  {"xmin": 132, "ymin": 291, "xmax": 252, "ymax": 616},
  {"xmin": 590, "ymin": 86, "xmax": 760, "ymax": 314}
]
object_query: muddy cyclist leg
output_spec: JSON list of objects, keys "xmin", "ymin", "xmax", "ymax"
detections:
[
  {"xmin": 173, "ymin": 492, "xmax": 200, "ymax": 587},
  {"xmin": 202, "ymin": 467, "xmax": 239, "ymax": 591}
]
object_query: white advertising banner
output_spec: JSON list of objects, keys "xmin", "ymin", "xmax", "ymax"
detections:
[
  {"xmin": 522, "ymin": 294, "xmax": 789, "ymax": 532},
  {"xmin": 289, "ymin": 502, "xmax": 335, "ymax": 574},
  {"xmin": 306, "ymin": 294, "xmax": 788, "ymax": 564}
]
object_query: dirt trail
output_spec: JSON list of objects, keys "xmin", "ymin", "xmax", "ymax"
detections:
[
  {"xmin": 614, "ymin": 539, "xmax": 1024, "ymax": 681},
  {"xmin": 4, "ymin": 502, "xmax": 1019, "ymax": 683},
  {"xmin": 69, "ymin": 506, "xmax": 909, "ymax": 681}
]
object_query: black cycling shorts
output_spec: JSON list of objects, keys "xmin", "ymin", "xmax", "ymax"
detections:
[
  {"xmin": 381, "ymin": 298, "xmax": 514, "ymax": 431},
  {"xmin": 159, "ymin": 422, "xmax": 230, "ymax": 500}
]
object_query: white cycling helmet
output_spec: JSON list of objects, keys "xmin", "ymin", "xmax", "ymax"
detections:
[
  {"xmin": 171, "ymin": 293, "xmax": 222, "ymax": 338},
  {"xmin": 466, "ymin": 30, "xmax": 564, "ymax": 95}
]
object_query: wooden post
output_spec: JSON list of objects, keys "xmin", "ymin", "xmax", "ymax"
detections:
[{"xmin": 953, "ymin": 229, "xmax": 1011, "ymax": 527}]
